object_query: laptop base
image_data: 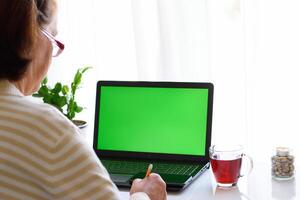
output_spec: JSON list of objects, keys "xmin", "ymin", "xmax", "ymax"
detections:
[{"xmin": 105, "ymin": 161, "xmax": 210, "ymax": 191}]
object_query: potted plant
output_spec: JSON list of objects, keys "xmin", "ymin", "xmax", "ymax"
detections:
[{"xmin": 33, "ymin": 66, "xmax": 91, "ymax": 130}]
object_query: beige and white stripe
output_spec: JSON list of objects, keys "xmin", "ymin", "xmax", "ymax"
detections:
[{"xmin": 0, "ymin": 80, "xmax": 149, "ymax": 200}]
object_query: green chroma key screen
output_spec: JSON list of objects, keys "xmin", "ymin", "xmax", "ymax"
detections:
[{"xmin": 97, "ymin": 86, "xmax": 209, "ymax": 156}]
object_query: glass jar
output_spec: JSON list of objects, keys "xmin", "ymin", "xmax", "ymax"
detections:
[{"xmin": 271, "ymin": 147, "xmax": 295, "ymax": 180}]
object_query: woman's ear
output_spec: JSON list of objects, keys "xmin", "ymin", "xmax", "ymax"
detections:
[{"xmin": 15, "ymin": 30, "xmax": 52, "ymax": 95}]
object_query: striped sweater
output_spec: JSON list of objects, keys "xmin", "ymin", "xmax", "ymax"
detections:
[{"xmin": 0, "ymin": 80, "xmax": 149, "ymax": 200}]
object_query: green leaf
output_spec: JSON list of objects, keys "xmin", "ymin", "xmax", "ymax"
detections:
[
  {"xmin": 52, "ymin": 94, "xmax": 60, "ymax": 105},
  {"xmin": 52, "ymin": 83, "xmax": 62, "ymax": 94},
  {"xmin": 68, "ymin": 99, "xmax": 74, "ymax": 113},
  {"xmin": 42, "ymin": 77, "xmax": 48, "ymax": 85},
  {"xmin": 43, "ymin": 94, "xmax": 52, "ymax": 104},
  {"xmin": 75, "ymin": 106, "xmax": 83, "ymax": 113},
  {"xmin": 62, "ymin": 85, "xmax": 69, "ymax": 95},
  {"xmin": 74, "ymin": 70, "xmax": 82, "ymax": 86},
  {"xmin": 72, "ymin": 101, "xmax": 82, "ymax": 113},
  {"xmin": 51, "ymin": 94, "xmax": 66, "ymax": 108},
  {"xmin": 81, "ymin": 66, "xmax": 92, "ymax": 74},
  {"xmin": 58, "ymin": 96, "xmax": 67, "ymax": 108},
  {"xmin": 69, "ymin": 111, "xmax": 75, "ymax": 120},
  {"xmin": 71, "ymin": 82, "xmax": 77, "ymax": 96},
  {"xmin": 38, "ymin": 85, "xmax": 49, "ymax": 96},
  {"xmin": 32, "ymin": 93, "xmax": 42, "ymax": 97}
]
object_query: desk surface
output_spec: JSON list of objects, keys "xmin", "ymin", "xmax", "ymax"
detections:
[{"xmin": 118, "ymin": 163, "xmax": 298, "ymax": 200}]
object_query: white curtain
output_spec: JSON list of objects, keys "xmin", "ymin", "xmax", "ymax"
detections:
[
  {"xmin": 49, "ymin": 0, "xmax": 300, "ymax": 163},
  {"xmin": 131, "ymin": 0, "xmax": 210, "ymax": 81}
]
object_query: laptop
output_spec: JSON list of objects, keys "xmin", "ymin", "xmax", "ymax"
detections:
[{"xmin": 93, "ymin": 81, "xmax": 213, "ymax": 191}]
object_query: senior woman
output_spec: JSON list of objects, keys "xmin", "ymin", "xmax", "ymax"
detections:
[{"xmin": 0, "ymin": 0, "xmax": 167, "ymax": 199}]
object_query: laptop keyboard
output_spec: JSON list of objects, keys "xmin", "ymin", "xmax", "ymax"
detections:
[{"xmin": 101, "ymin": 160, "xmax": 201, "ymax": 176}]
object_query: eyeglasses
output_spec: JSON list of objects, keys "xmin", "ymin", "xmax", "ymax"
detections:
[{"xmin": 40, "ymin": 28, "xmax": 65, "ymax": 57}]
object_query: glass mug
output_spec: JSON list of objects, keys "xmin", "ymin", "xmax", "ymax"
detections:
[{"xmin": 209, "ymin": 145, "xmax": 253, "ymax": 188}]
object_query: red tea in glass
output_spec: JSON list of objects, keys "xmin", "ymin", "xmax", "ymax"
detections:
[
  {"xmin": 210, "ymin": 158, "xmax": 242, "ymax": 185},
  {"xmin": 209, "ymin": 145, "xmax": 253, "ymax": 188}
]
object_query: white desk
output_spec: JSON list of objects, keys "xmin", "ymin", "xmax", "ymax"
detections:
[{"xmin": 118, "ymin": 163, "xmax": 298, "ymax": 200}]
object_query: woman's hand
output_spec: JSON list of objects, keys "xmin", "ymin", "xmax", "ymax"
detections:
[{"xmin": 130, "ymin": 173, "xmax": 167, "ymax": 200}]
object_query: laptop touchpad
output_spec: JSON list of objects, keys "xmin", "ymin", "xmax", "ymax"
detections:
[{"xmin": 110, "ymin": 174, "xmax": 133, "ymax": 183}]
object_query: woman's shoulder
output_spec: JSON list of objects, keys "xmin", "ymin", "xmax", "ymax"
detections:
[
  {"xmin": 26, "ymin": 96, "xmax": 77, "ymax": 130},
  {"xmin": 0, "ymin": 95, "xmax": 79, "ymax": 143},
  {"xmin": 24, "ymin": 96, "xmax": 68, "ymax": 119}
]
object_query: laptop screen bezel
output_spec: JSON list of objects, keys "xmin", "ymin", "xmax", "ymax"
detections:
[{"xmin": 93, "ymin": 81, "xmax": 213, "ymax": 163}]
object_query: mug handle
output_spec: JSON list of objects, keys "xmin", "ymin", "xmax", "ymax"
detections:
[{"xmin": 239, "ymin": 153, "xmax": 253, "ymax": 178}]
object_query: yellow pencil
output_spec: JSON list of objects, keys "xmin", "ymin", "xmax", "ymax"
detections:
[{"xmin": 145, "ymin": 164, "xmax": 153, "ymax": 178}]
